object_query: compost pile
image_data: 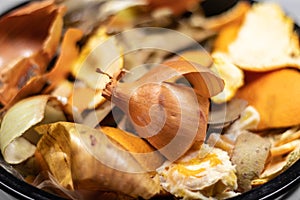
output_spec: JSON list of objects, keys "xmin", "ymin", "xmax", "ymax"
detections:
[{"xmin": 0, "ymin": 0, "xmax": 300, "ymax": 199}]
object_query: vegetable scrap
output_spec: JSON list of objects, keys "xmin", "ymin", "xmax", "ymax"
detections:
[{"xmin": 0, "ymin": 0, "xmax": 299, "ymax": 200}]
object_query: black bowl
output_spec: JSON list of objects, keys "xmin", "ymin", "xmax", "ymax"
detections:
[
  {"xmin": 1, "ymin": 160, "xmax": 300, "ymax": 200},
  {"xmin": 0, "ymin": 165, "xmax": 64, "ymax": 200},
  {"xmin": 229, "ymin": 159, "xmax": 300, "ymax": 200}
]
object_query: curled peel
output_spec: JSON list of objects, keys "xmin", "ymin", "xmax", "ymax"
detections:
[
  {"xmin": 236, "ymin": 69, "xmax": 300, "ymax": 130},
  {"xmin": 2, "ymin": 28, "xmax": 83, "ymax": 110},
  {"xmin": 228, "ymin": 2, "xmax": 300, "ymax": 71},
  {"xmin": 211, "ymin": 52, "xmax": 244, "ymax": 103},
  {"xmin": 35, "ymin": 122, "xmax": 161, "ymax": 198},
  {"xmin": 0, "ymin": 95, "xmax": 66, "ymax": 164},
  {"xmin": 45, "ymin": 28, "xmax": 83, "ymax": 93},
  {"xmin": 140, "ymin": 60, "xmax": 224, "ymax": 98},
  {"xmin": 0, "ymin": 0, "xmax": 65, "ymax": 105}
]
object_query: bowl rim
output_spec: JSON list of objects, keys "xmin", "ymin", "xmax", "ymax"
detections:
[
  {"xmin": 0, "ymin": 159, "xmax": 300, "ymax": 199},
  {"xmin": 229, "ymin": 159, "xmax": 300, "ymax": 200},
  {"xmin": 0, "ymin": 166, "xmax": 64, "ymax": 200}
]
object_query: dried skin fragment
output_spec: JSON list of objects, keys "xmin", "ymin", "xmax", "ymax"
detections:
[
  {"xmin": 231, "ymin": 132, "xmax": 271, "ymax": 192},
  {"xmin": 0, "ymin": 0, "xmax": 64, "ymax": 105},
  {"xmin": 1, "ymin": 76, "xmax": 48, "ymax": 111},
  {"xmin": 35, "ymin": 122, "xmax": 161, "ymax": 199},
  {"xmin": 45, "ymin": 28, "xmax": 83, "ymax": 93},
  {"xmin": 2, "ymin": 28, "xmax": 82, "ymax": 110},
  {"xmin": 0, "ymin": 0, "xmax": 62, "ymax": 67},
  {"xmin": 210, "ymin": 53, "xmax": 244, "ymax": 103},
  {"xmin": 0, "ymin": 95, "xmax": 66, "ymax": 164},
  {"xmin": 35, "ymin": 123, "xmax": 73, "ymax": 190}
]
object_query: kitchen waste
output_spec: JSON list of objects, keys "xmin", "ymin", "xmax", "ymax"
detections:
[{"xmin": 0, "ymin": 0, "xmax": 300, "ymax": 199}]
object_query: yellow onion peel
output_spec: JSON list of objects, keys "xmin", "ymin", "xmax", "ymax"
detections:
[
  {"xmin": 35, "ymin": 122, "xmax": 162, "ymax": 198},
  {"xmin": 0, "ymin": 95, "xmax": 66, "ymax": 164},
  {"xmin": 0, "ymin": 0, "xmax": 65, "ymax": 105}
]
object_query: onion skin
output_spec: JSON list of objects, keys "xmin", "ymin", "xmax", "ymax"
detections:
[
  {"xmin": 0, "ymin": 0, "xmax": 64, "ymax": 105},
  {"xmin": 35, "ymin": 122, "xmax": 161, "ymax": 199},
  {"xmin": 112, "ymin": 81, "xmax": 209, "ymax": 161},
  {"xmin": 0, "ymin": 95, "xmax": 66, "ymax": 164},
  {"xmin": 101, "ymin": 60, "xmax": 223, "ymax": 161}
]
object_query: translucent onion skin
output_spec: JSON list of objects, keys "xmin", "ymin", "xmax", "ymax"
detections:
[
  {"xmin": 0, "ymin": 95, "xmax": 66, "ymax": 164},
  {"xmin": 35, "ymin": 122, "xmax": 162, "ymax": 199}
]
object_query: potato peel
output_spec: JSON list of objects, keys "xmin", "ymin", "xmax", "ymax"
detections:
[{"xmin": 231, "ymin": 132, "xmax": 271, "ymax": 192}]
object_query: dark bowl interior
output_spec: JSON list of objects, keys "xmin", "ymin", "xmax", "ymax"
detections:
[
  {"xmin": 0, "ymin": 0, "xmax": 300, "ymax": 199},
  {"xmin": 1, "ymin": 159, "xmax": 300, "ymax": 200}
]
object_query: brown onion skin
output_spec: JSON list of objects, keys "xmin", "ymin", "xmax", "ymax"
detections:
[
  {"xmin": 100, "ymin": 60, "xmax": 223, "ymax": 161},
  {"xmin": 108, "ymin": 80, "xmax": 209, "ymax": 161}
]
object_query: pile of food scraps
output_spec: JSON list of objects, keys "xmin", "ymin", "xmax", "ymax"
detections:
[{"xmin": 0, "ymin": 0, "xmax": 300, "ymax": 199}]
